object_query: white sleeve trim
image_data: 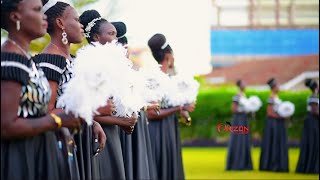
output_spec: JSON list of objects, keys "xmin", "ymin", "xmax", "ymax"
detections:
[
  {"xmin": 38, "ymin": 62, "xmax": 65, "ymax": 74},
  {"xmin": 308, "ymin": 98, "xmax": 319, "ymax": 104},
  {"xmin": 1, "ymin": 61, "xmax": 32, "ymax": 74}
]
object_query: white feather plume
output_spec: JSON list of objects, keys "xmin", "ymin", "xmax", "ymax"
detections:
[
  {"xmin": 238, "ymin": 97, "xmax": 250, "ymax": 113},
  {"xmin": 246, "ymin": 96, "xmax": 262, "ymax": 113},
  {"xmin": 139, "ymin": 63, "xmax": 169, "ymax": 103},
  {"xmin": 57, "ymin": 42, "xmax": 145, "ymax": 125},
  {"xmin": 165, "ymin": 74, "xmax": 200, "ymax": 107},
  {"xmin": 277, "ymin": 101, "xmax": 295, "ymax": 118}
]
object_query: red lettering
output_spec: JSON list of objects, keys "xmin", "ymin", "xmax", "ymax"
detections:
[
  {"xmin": 226, "ymin": 125, "xmax": 232, "ymax": 132},
  {"xmin": 238, "ymin": 126, "xmax": 243, "ymax": 132},
  {"xmin": 244, "ymin": 126, "xmax": 249, "ymax": 134},
  {"xmin": 233, "ymin": 126, "xmax": 238, "ymax": 132},
  {"xmin": 217, "ymin": 123, "xmax": 224, "ymax": 132},
  {"xmin": 216, "ymin": 123, "xmax": 249, "ymax": 134}
]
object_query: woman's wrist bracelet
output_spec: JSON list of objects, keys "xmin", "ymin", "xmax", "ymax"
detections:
[{"xmin": 50, "ymin": 113, "xmax": 62, "ymax": 128}]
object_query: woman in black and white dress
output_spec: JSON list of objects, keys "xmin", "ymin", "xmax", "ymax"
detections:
[
  {"xmin": 79, "ymin": 9, "xmax": 138, "ymax": 180},
  {"xmin": 296, "ymin": 79, "xmax": 319, "ymax": 174},
  {"xmin": 226, "ymin": 80, "xmax": 253, "ymax": 170},
  {"xmin": 259, "ymin": 78, "xmax": 289, "ymax": 172},
  {"xmin": 1, "ymin": 0, "xmax": 81, "ymax": 179},
  {"xmin": 112, "ymin": 21, "xmax": 159, "ymax": 180},
  {"xmin": 34, "ymin": 1, "xmax": 107, "ymax": 180},
  {"xmin": 147, "ymin": 33, "xmax": 195, "ymax": 180}
]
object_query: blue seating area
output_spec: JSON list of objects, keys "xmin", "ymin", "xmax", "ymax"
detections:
[{"xmin": 211, "ymin": 29, "xmax": 319, "ymax": 56}]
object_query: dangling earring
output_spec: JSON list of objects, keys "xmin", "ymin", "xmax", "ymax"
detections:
[
  {"xmin": 16, "ymin": 20, "xmax": 20, "ymax": 31},
  {"xmin": 61, "ymin": 29, "xmax": 68, "ymax": 44}
]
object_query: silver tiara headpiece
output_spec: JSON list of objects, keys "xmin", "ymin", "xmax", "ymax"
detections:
[{"xmin": 84, "ymin": 17, "xmax": 102, "ymax": 38}]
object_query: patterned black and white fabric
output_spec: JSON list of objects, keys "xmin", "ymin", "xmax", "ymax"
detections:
[
  {"xmin": 267, "ymin": 96, "xmax": 282, "ymax": 113},
  {"xmin": 56, "ymin": 58, "xmax": 74, "ymax": 99},
  {"xmin": 232, "ymin": 94, "xmax": 247, "ymax": 113},
  {"xmin": 1, "ymin": 52, "xmax": 52, "ymax": 118},
  {"xmin": 307, "ymin": 95, "xmax": 319, "ymax": 112},
  {"xmin": 33, "ymin": 54, "xmax": 74, "ymax": 107}
]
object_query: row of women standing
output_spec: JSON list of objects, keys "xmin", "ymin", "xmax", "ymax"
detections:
[
  {"xmin": 226, "ymin": 78, "xmax": 319, "ymax": 174},
  {"xmin": 1, "ymin": 0, "xmax": 195, "ymax": 179}
]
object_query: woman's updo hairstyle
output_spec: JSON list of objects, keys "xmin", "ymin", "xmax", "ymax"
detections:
[
  {"xmin": 305, "ymin": 79, "xmax": 318, "ymax": 92},
  {"xmin": 79, "ymin": 9, "xmax": 107, "ymax": 43},
  {"xmin": 147, "ymin": 33, "xmax": 173, "ymax": 64},
  {"xmin": 111, "ymin": 21, "xmax": 127, "ymax": 45}
]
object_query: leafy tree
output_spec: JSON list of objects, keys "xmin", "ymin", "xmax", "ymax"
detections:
[{"xmin": 72, "ymin": 0, "xmax": 96, "ymax": 9}]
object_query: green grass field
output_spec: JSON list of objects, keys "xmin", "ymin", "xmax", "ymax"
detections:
[{"xmin": 182, "ymin": 147, "xmax": 319, "ymax": 179}]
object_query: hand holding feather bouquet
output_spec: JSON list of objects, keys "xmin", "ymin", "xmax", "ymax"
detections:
[{"xmin": 165, "ymin": 74, "xmax": 200, "ymax": 126}]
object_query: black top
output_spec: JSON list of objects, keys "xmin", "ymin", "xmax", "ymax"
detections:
[
  {"xmin": 1, "ymin": 52, "xmax": 52, "ymax": 118},
  {"xmin": 33, "ymin": 54, "xmax": 67, "ymax": 83},
  {"xmin": 267, "ymin": 96, "xmax": 282, "ymax": 114},
  {"xmin": 232, "ymin": 94, "xmax": 246, "ymax": 113},
  {"xmin": 33, "ymin": 53, "xmax": 74, "ymax": 104},
  {"xmin": 307, "ymin": 94, "xmax": 319, "ymax": 112},
  {"xmin": 232, "ymin": 94, "xmax": 241, "ymax": 103},
  {"xmin": 307, "ymin": 95, "xmax": 319, "ymax": 105},
  {"xmin": 1, "ymin": 52, "xmax": 30, "ymax": 85}
]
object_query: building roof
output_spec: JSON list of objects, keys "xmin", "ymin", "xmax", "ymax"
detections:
[{"xmin": 204, "ymin": 55, "xmax": 319, "ymax": 86}]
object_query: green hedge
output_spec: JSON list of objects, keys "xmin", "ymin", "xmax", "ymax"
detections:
[{"xmin": 179, "ymin": 87, "xmax": 311, "ymax": 142}]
